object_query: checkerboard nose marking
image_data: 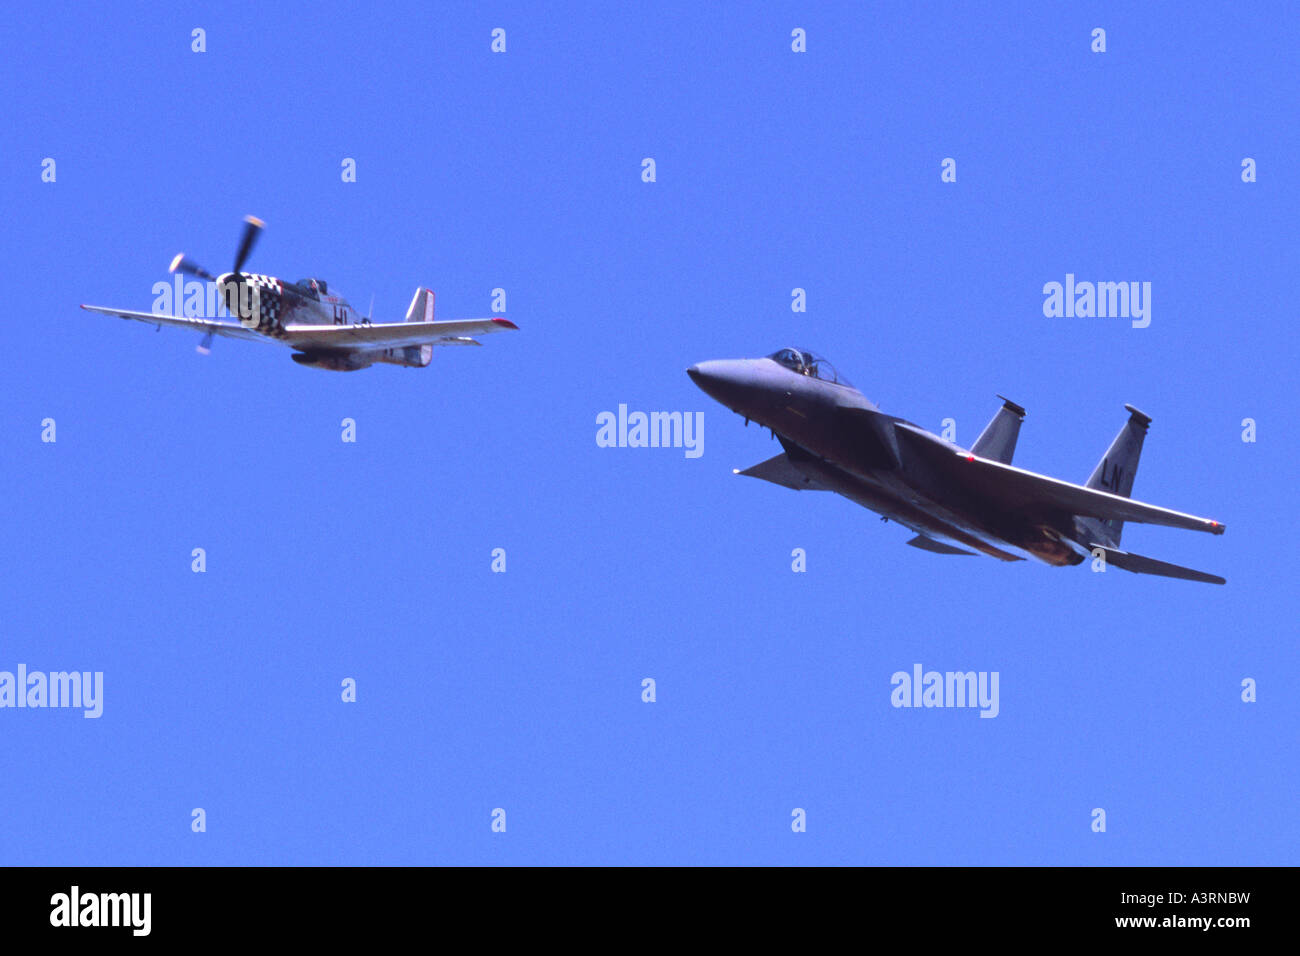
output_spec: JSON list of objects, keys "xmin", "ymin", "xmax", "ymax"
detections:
[{"xmin": 220, "ymin": 273, "xmax": 285, "ymax": 334}]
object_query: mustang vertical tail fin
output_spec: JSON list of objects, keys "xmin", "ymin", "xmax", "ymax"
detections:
[
  {"xmin": 1078, "ymin": 404, "xmax": 1150, "ymax": 547},
  {"xmin": 406, "ymin": 287, "xmax": 435, "ymax": 323},
  {"xmin": 400, "ymin": 288, "xmax": 436, "ymax": 367},
  {"xmin": 971, "ymin": 396, "xmax": 1025, "ymax": 464}
]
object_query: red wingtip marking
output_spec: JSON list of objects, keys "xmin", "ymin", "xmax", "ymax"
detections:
[
  {"xmin": 492, "ymin": 317, "xmax": 519, "ymax": 330},
  {"xmin": 966, "ymin": 453, "xmax": 975, "ymax": 461}
]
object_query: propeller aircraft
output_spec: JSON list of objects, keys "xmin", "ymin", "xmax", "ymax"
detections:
[{"xmin": 80, "ymin": 217, "xmax": 517, "ymax": 371}]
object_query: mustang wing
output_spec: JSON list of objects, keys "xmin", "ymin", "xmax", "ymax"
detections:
[
  {"xmin": 281, "ymin": 318, "xmax": 518, "ymax": 352},
  {"xmin": 79, "ymin": 305, "xmax": 272, "ymax": 343},
  {"xmin": 895, "ymin": 424, "xmax": 1225, "ymax": 535}
]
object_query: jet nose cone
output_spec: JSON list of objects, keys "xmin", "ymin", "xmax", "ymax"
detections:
[
  {"xmin": 686, "ymin": 360, "xmax": 730, "ymax": 393},
  {"xmin": 687, "ymin": 359, "xmax": 764, "ymax": 413}
]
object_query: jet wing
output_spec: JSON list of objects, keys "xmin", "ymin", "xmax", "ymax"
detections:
[
  {"xmin": 281, "ymin": 318, "xmax": 518, "ymax": 352},
  {"xmin": 79, "ymin": 305, "xmax": 272, "ymax": 343},
  {"xmin": 896, "ymin": 424, "xmax": 1225, "ymax": 535}
]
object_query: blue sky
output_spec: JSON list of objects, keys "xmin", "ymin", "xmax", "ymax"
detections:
[{"xmin": 1, "ymin": 1, "xmax": 1295, "ymax": 864}]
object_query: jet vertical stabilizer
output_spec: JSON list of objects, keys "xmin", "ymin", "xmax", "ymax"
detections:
[
  {"xmin": 1079, "ymin": 404, "xmax": 1150, "ymax": 547},
  {"xmin": 970, "ymin": 396, "xmax": 1025, "ymax": 464}
]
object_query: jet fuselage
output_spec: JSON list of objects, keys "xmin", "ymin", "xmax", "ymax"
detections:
[{"xmin": 687, "ymin": 355, "xmax": 1086, "ymax": 566}]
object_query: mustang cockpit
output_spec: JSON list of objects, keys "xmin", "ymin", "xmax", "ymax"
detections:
[{"xmin": 288, "ymin": 278, "xmax": 329, "ymax": 301}]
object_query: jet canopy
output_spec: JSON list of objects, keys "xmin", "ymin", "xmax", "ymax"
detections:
[{"xmin": 768, "ymin": 348, "xmax": 852, "ymax": 386}]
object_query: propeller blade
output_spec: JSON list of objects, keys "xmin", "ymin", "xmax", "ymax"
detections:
[
  {"xmin": 169, "ymin": 253, "xmax": 215, "ymax": 282},
  {"xmin": 232, "ymin": 215, "xmax": 264, "ymax": 275},
  {"xmin": 197, "ymin": 331, "xmax": 214, "ymax": 355}
]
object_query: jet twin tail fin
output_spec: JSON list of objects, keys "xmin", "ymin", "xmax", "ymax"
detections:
[
  {"xmin": 971, "ymin": 395, "xmax": 1025, "ymax": 464},
  {"xmin": 1078, "ymin": 404, "xmax": 1151, "ymax": 547}
]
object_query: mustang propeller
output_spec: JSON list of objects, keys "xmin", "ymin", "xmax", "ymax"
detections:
[
  {"xmin": 167, "ymin": 216, "xmax": 265, "ymax": 354},
  {"xmin": 168, "ymin": 215, "xmax": 264, "ymax": 282}
]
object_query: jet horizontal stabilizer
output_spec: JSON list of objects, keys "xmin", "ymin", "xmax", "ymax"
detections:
[
  {"xmin": 1092, "ymin": 545, "xmax": 1225, "ymax": 585},
  {"xmin": 734, "ymin": 453, "xmax": 828, "ymax": 491}
]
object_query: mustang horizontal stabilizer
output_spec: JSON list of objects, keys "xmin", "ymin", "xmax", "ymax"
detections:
[
  {"xmin": 734, "ymin": 454, "xmax": 828, "ymax": 491},
  {"xmin": 970, "ymin": 396, "xmax": 1025, "ymax": 464},
  {"xmin": 905, "ymin": 535, "xmax": 976, "ymax": 556},
  {"xmin": 1091, "ymin": 545, "xmax": 1225, "ymax": 585}
]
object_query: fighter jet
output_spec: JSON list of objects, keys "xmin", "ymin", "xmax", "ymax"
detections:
[
  {"xmin": 80, "ymin": 217, "xmax": 517, "ymax": 371},
  {"xmin": 688, "ymin": 348, "xmax": 1226, "ymax": 584}
]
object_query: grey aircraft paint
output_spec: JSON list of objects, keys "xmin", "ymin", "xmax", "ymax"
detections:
[{"xmin": 687, "ymin": 348, "xmax": 1226, "ymax": 584}]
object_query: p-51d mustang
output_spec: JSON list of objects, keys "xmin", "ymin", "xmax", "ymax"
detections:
[
  {"xmin": 81, "ymin": 217, "xmax": 517, "ymax": 371},
  {"xmin": 688, "ymin": 347, "xmax": 1227, "ymax": 584}
]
